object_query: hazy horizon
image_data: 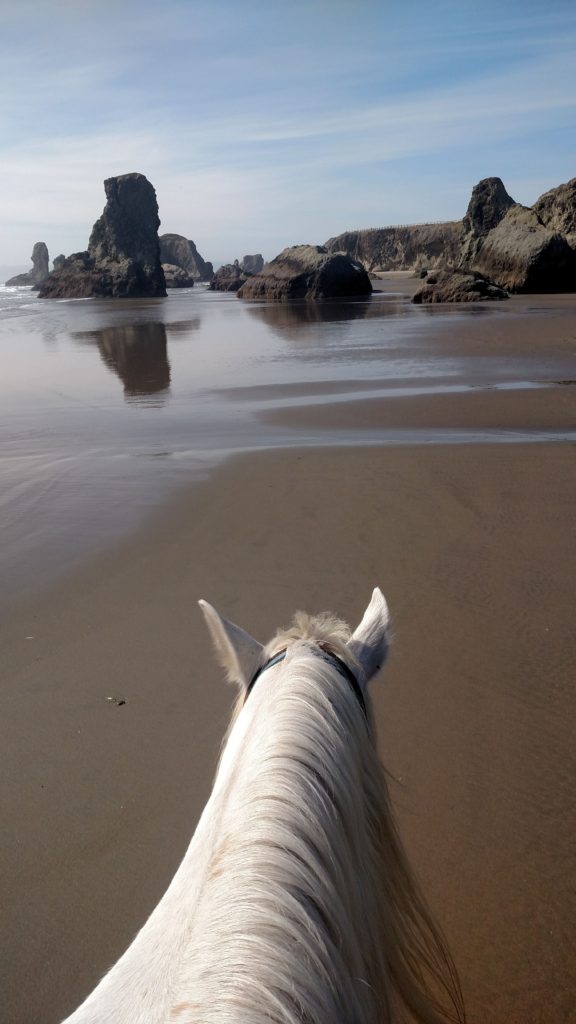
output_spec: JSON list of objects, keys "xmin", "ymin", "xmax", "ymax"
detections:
[{"xmin": 2, "ymin": 0, "xmax": 575, "ymax": 269}]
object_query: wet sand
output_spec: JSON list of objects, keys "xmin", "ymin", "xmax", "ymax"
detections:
[
  {"xmin": 2, "ymin": 440, "xmax": 575, "ymax": 1024},
  {"xmin": 258, "ymin": 383, "xmax": 576, "ymax": 432}
]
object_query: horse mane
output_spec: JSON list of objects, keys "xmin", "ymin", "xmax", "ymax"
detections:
[{"xmin": 183, "ymin": 612, "xmax": 464, "ymax": 1024}]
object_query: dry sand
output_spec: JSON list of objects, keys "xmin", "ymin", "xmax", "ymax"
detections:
[{"xmin": 2, "ymin": 438, "xmax": 575, "ymax": 1024}]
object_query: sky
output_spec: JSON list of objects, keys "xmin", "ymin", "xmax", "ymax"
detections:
[{"xmin": 1, "ymin": 0, "xmax": 575, "ymax": 269}]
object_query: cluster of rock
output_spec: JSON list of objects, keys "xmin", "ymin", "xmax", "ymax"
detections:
[
  {"xmin": 159, "ymin": 234, "xmax": 213, "ymax": 287},
  {"xmin": 13, "ymin": 168, "xmax": 576, "ymax": 305},
  {"xmin": 209, "ymin": 261, "xmax": 247, "ymax": 292},
  {"xmin": 39, "ymin": 174, "xmax": 167, "ymax": 299},
  {"xmin": 236, "ymin": 245, "xmax": 372, "ymax": 301},
  {"xmin": 6, "ymin": 243, "xmax": 50, "ymax": 288},
  {"xmin": 456, "ymin": 177, "xmax": 576, "ymax": 295},
  {"xmin": 209, "ymin": 254, "xmax": 264, "ymax": 292},
  {"xmin": 325, "ymin": 223, "xmax": 462, "ymax": 273},
  {"xmin": 327, "ymin": 175, "xmax": 576, "ymax": 301}
]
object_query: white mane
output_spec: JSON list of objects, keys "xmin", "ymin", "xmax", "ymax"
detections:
[{"xmin": 61, "ymin": 593, "xmax": 464, "ymax": 1024}]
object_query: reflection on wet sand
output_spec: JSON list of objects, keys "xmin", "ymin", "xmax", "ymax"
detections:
[
  {"xmin": 246, "ymin": 298, "xmax": 373, "ymax": 339},
  {"xmin": 74, "ymin": 323, "xmax": 172, "ymax": 403},
  {"xmin": 243, "ymin": 291, "xmax": 486, "ymax": 340}
]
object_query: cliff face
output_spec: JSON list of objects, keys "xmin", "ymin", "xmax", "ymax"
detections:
[
  {"xmin": 325, "ymin": 222, "xmax": 462, "ymax": 272},
  {"xmin": 39, "ymin": 173, "xmax": 166, "ymax": 299}
]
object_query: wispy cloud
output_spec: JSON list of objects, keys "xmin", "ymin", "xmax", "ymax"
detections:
[{"xmin": 1, "ymin": 0, "xmax": 575, "ymax": 264}]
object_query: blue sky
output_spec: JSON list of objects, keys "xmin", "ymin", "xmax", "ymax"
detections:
[{"xmin": 1, "ymin": 0, "xmax": 575, "ymax": 268}]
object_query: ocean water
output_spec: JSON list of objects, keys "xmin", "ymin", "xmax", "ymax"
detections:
[{"xmin": 1, "ymin": 281, "xmax": 574, "ymax": 605}]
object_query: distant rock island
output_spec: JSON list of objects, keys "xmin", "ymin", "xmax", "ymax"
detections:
[
  {"xmin": 209, "ymin": 261, "xmax": 247, "ymax": 292},
  {"xmin": 39, "ymin": 173, "xmax": 166, "ymax": 299},
  {"xmin": 237, "ymin": 245, "xmax": 372, "ymax": 301},
  {"xmin": 208, "ymin": 254, "xmax": 264, "ymax": 292},
  {"xmin": 6, "ymin": 242, "xmax": 50, "ymax": 288},
  {"xmin": 240, "ymin": 254, "xmax": 264, "ymax": 275},
  {"xmin": 327, "ymin": 175, "xmax": 576, "ymax": 295},
  {"xmin": 159, "ymin": 234, "xmax": 213, "ymax": 286}
]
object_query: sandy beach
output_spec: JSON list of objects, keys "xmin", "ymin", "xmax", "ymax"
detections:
[{"xmin": 2, "ymin": 434, "xmax": 575, "ymax": 1024}]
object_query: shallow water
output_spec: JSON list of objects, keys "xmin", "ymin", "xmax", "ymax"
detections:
[{"xmin": 1, "ymin": 283, "xmax": 574, "ymax": 604}]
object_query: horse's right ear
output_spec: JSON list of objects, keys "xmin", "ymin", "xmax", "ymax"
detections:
[
  {"xmin": 347, "ymin": 587, "xmax": 390, "ymax": 686},
  {"xmin": 199, "ymin": 600, "xmax": 264, "ymax": 691}
]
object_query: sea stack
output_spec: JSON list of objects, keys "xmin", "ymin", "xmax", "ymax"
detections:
[
  {"xmin": 39, "ymin": 173, "xmax": 166, "ymax": 299},
  {"xmin": 6, "ymin": 242, "xmax": 50, "ymax": 288},
  {"xmin": 159, "ymin": 234, "xmax": 213, "ymax": 283}
]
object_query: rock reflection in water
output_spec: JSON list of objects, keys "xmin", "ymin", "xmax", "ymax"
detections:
[
  {"xmin": 246, "ymin": 298, "xmax": 373, "ymax": 341},
  {"xmin": 76, "ymin": 323, "xmax": 171, "ymax": 403}
]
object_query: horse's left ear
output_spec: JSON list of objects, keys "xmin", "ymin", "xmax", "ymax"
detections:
[
  {"xmin": 347, "ymin": 587, "xmax": 390, "ymax": 686},
  {"xmin": 199, "ymin": 600, "xmax": 264, "ymax": 691}
]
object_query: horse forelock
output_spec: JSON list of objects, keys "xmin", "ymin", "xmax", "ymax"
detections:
[{"xmin": 265, "ymin": 610, "xmax": 357, "ymax": 665}]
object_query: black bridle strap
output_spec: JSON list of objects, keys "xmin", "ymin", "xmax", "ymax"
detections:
[{"xmin": 246, "ymin": 647, "xmax": 367, "ymax": 719}]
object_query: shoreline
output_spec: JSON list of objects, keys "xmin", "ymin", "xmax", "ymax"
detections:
[
  {"xmin": 2, "ymin": 285, "xmax": 576, "ymax": 611},
  {"xmin": 2, "ymin": 440, "xmax": 576, "ymax": 1024}
]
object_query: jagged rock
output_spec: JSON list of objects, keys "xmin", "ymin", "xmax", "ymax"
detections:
[
  {"xmin": 237, "ymin": 245, "xmax": 372, "ymax": 301},
  {"xmin": 470, "ymin": 205, "xmax": 576, "ymax": 293},
  {"xmin": 162, "ymin": 263, "xmax": 196, "ymax": 288},
  {"xmin": 39, "ymin": 173, "xmax": 166, "ymax": 299},
  {"xmin": 6, "ymin": 242, "xmax": 50, "ymax": 287},
  {"xmin": 325, "ymin": 223, "xmax": 461, "ymax": 272},
  {"xmin": 209, "ymin": 262, "xmax": 247, "ymax": 292},
  {"xmin": 159, "ymin": 234, "xmax": 213, "ymax": 281},
  {"xmin": 413, "ymin": 269, "xmax": 509, "ymax": 303},
  {"xmin": 240, "ymin": 254, "xmax": 264, "ymax": 275},
  {"xmin": 463, "ymin": 177, "xmax": 516, "ymax": 237},
  {"xmin": 460, "ymin": 177, "xmax": 516, "ymax": 265},
  {"xmin": 53, "ymin": 254, "xmax": 66, "ymax": 271},
  {"xmin": 533, "ymin": 178, "xmax": 576, "ymax": 249}
]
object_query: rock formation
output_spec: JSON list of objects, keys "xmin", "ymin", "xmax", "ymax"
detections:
[
  {"xmin": 209, "ymin": 262, "xmax": 247, "ymax": 292},
  {"xmin": 6, "ymin": 242, "xmax": 50, "ymax": 287},
  {"xmin": 412, "ymin": 269, "xmax": 508, "ymax": 303},
  {"xmin": 159, "ymin": 234, "xmax": 213, "ymax": 282},
  {"xmin": 237, "ymin": 245, "xmax": 372, "ymax": 301},
  {"xmin": 241, "ymin": 253, "xmax": 264, "ymax": 275},
  {"xmin": 533, "ymin": 177, "xmax": 576, "ymax": 249},
  {"xmin": 53, "ymin": 254, "xmax": 66, "ymax": 271},
  {"xmin": 39, "ymin": 173, "xmax": 166, "ymax": 299},
  {"xmin": 325, "ymin": 223, "xmax": 462, "ymax": 273},
  {"xmin": 162, "ymin": 264, "xmax": 196, "ymax": 288},
  {"xmin": 459, "ymin": 177, "xmax": 516, "ymax": 265},
  {"xmin": 462, "ymin": 177, "xmax": 516, "ymax": 237},
  {"xmin": 469, "ymin": 204, "xmax": 576, "ymax": 293}
]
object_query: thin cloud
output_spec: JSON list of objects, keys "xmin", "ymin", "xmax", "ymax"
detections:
[{"xmin": 1, "ymin": 0, "xmax": 575, "ymax": 264}]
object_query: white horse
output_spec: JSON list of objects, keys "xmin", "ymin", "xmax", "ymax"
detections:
[{"xmin": 61, "ymin": 588, "xmax": 464, "ymax": 1024}]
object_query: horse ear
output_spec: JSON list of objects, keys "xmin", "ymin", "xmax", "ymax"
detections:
[
  {"xmin": 199, "ymin": 600, "xmax": 264, "ymax": 691},
  {"xmin": 347, "ymin": 587, "xmax": 390, "ymax": 686}
]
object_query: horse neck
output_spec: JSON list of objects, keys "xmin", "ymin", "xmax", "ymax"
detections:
[{"xmin": 174, "ymin": 649, "xmax": 392, "ymax": 1024}]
